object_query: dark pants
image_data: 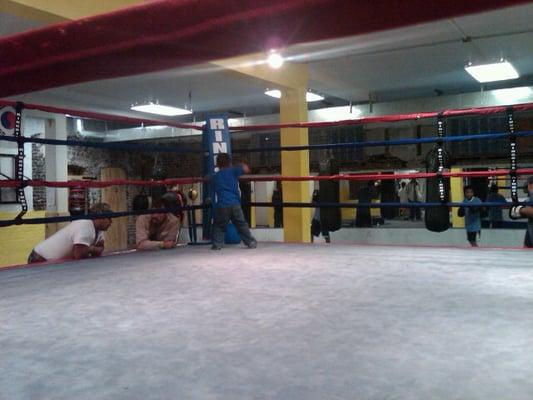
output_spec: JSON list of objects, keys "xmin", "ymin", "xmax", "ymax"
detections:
[
  {"xmin": 212, "ymin": 205, "xmax": 256, "ymax": 248},
  {"xmin": 355, "ymin": 210, "xmax": 372, "ymax": 227},
  {"xmin": 27, "ymin": 250, "xmax": 46, "ymax": 264},
  {"xmin": 467, "ymin": 231, "xmax": 480, "ymax": 246},
  {"xmin": 408, "ymin": 200, "xmax": 421, "ymax": 220},
  {"xmin": 274, "ymin": 208, "xmax": 283, "ymax": 228},
  {"xmin": 525, "ymin": 230, "xmax": 532, "ymax": 248}
]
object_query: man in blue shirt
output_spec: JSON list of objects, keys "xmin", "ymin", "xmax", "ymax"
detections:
[
  {"xmin": 458, "ymin": 185, "xmax": 482, "ymax": 247},
  {"xmin": 211, "ymin": 153, "xmax": 257, "ymax": 250}
]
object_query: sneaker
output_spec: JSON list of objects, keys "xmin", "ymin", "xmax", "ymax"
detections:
[
  {"xmin": 211, "ymin": 245, "xmax": 221, "ymax": 250},
  {"xmin": 247, "ymin": 241, "xmax": 257, "ymax": 249}
]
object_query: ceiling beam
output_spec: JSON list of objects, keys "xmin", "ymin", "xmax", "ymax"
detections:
[
  {"xmin": 0, "ymin": 0, "xmax": 64, "ymax": 24},
  {"xmin": 1, "ymin": 0, "xmax": 529, "ymax": 97},
  {"xmin": 212, "ymin": 54, "xmax": 308, "ymax": 90},
  {"xmin": 0, "ymin": 0, "xmax": 143, "ymax": 22}
]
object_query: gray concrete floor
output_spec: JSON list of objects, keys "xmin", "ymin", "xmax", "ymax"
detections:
[{"xmin": 1, "ymin": 243, "xmax": 532, "ymax": 400}]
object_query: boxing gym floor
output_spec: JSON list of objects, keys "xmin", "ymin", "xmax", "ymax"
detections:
[{"xmin": 1, "ymin": 243, "xmax": 532, "ymax": 400}]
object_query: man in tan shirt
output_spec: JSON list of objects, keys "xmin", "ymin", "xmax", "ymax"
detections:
[{"xmin": 136, "ymin": 198, "xmax": 181, "ymax": 250}]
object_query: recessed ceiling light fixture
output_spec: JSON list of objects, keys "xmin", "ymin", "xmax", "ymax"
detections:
[
  {"xmin": 493, "ymin": 86, "xmax": 532, "ymax": 102},
  {"xmin": 465, "ymin": 60, "xmax": 519, "ymax": 83},
  {"xmin": 130, "ymin": 102, "xmax": 192, "ymax": 116},
  {"xmin": 264, "ymin": 89, "xmax": 282, "ymax": 99},
  {"xmin": 264, "ymin": 89, "xmax": 324, "ymax": 102},
  {"xmin": 266, "ymin": 51, "xmax": 284, "ymax": 69},
  {"xmin": 305, "ymin": 92, "xmax": 324, "ymax": 102}
]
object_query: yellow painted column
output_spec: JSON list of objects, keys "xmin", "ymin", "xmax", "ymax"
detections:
[
  {"xmin": 450, "ymin": 168, "xmax": 464, "ymax": 228},
  {"xmin": 280, "ymin": 87, "xmax": 311, "ymax": 242},
  {"xmin": 212, "ymin": 55, "xmax": 310, "ymax": 241},
  {"xmin": 250, "ymin": 182, "xmax": 256, "ymax": 228}
]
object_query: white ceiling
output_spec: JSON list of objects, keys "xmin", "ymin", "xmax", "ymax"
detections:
[
  {"xmin": 3, "ymin": 3, "xmax": 533, "ymax": 122},
  {"xmin": 0, "ymin": 12, "xmax": 43, "ymax": 36}
]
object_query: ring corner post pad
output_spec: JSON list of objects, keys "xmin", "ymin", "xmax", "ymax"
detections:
[{"xmin": 198, "ymin": 113, "xmax": 235, "ymax": 245}]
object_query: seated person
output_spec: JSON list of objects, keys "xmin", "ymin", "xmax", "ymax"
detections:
[
  {"xmin": 28, "ymin": 202, "xmax": 113, "ymax": 263},
  {"xmin": 136, "ymin": 197, "xmax": 181, "ymax": 250}
]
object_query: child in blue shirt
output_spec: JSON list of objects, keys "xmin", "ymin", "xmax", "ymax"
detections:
[
  {"xmin": 458, "ymin": 185, "xmax": 482, "ymax": 247},
  {"xmin": 211, "ymin": 153, "xmax": 257, "ymax": 250}
]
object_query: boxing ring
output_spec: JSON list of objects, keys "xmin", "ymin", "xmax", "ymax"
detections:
[
  {"xmin": 1, "ymin": 243, "xmax": 533, "ymax": 399},
  {"xmin": 2, "ymin": 1, "xmax": 533, "ymax": 399}
]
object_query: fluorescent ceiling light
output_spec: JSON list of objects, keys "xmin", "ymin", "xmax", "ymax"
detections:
[
  {"xmin": 465, "ymin": 61, "xmax": 519, "ymax": 83},
  {"xmin": 264, "ymin": 89, "xmax": 282, "ymax": 99},
  {"xmin": 493, "ymin": 86, "xmax": 532, "ymax": 102},
  {"xmin": 306, "ymin": 92, "xmax": 324, "ymax": 102},
  {"xmin": 267, "ymin": 52, "xmax": 284, "ymax": 69},
  {"xmin": 264, "ymin": 89, "xmax": 324, "ymax": 102},
  {"xmin": 131, "ymin": 102, "xmax": 192, "ymax": 116}
]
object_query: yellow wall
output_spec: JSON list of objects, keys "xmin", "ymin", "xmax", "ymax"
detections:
[
  {"xmin": 267, "ymin": 205, "xmax": 274, "ymax": 228},
  {"xmin": 340, "ymin": 182, "xmax": 356, "ymax": 221},
  {"xmin": 0, "ymin": 211, "xmax": 46, "ymax": 268},
  {"xmin": 450, "ymin": 168, "xmax": 464, "ymax": 228}
]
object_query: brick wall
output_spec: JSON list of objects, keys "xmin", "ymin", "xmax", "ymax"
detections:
[{"xmin": 65, "ymin": 135, "xmax": 207, "ymax": 245}]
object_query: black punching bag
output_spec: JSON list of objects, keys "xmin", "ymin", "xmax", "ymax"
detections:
[
  {"xmin": 319, "ymin": 158, "xmax": 341, "ymax": 232},
  {"xmin": 424, "ymin": 146, "xmax": 451, "ymax": 232}
]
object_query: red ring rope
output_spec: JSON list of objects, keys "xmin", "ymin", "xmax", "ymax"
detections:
[{"xmin": 2, "ymin": 169, "xmax": 533, "ymax": 189}]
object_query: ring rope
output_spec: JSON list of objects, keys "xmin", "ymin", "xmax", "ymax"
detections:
[
  {"xmin": 250, "ymin": 201, "xmax": 533, "ymax": 209},
  {"xmin": 0, "ymin": 100, "xmax": 202, "ymax": 131},
  {"xmin": 234, "ymin": 131, "xmax": 533, "ymax": 153},
  {"xmin": 0, "ymin": 204, "xmax": 208, "ymax": 228},
  {"xmin": 3, "ymin": 129, "xmax": 533, "ymax": 155},
  {"xmin": 0, "ymin": 135, "xmax": 204, "ymax": 155},
  {"xmin": 3, "ymin": 201, "xmax": 532, "ymax": 228},
  {"xmin": 2, "ymin": 168, "xmax": 533, "ymax": 189},
  {"xmin": 229, "ymin": 102, "xmax": 533, "ymax": 132}
]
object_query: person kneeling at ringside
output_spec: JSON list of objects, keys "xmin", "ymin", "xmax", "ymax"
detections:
[
  {"xmin": 27, "ymin": 202, "xmax": 113, "ymax": 264},
  {"xmin": 509, "ymin": 175, "xmax": 533, "ymax": 248},
  {"xmin": 136, "ymin": 198, "xmax": 180, "ymax": 250}
]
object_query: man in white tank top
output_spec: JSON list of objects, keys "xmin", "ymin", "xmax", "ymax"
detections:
[{"xmin": 28, "ymin": 203, "xmax": 113, "ymax": 263}]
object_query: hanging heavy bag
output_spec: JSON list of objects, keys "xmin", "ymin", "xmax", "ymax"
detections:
[
  {"xmin": 424, "ymin": 145, "xmax": 451, "ymax": 232},
  {"xmin": 318, "ymin": 158, "xmax": 342, "ymax": 232}
]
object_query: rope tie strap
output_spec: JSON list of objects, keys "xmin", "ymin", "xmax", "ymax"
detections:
[
  {"xmin": 435, "ymin": 114, "xmax": 446, "ymax": 203},
  {"xmin": 507, "ymin": 107, "xmax": 519, "ymax": 203},
  {"xmin": 14, "ymin": 102, "xmax": 27, "ymax": 220}
]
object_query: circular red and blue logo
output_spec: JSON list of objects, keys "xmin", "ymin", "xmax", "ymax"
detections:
[{"xmin": 0, "ymin": 107, "xmax": 16, "ymax": 136}]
